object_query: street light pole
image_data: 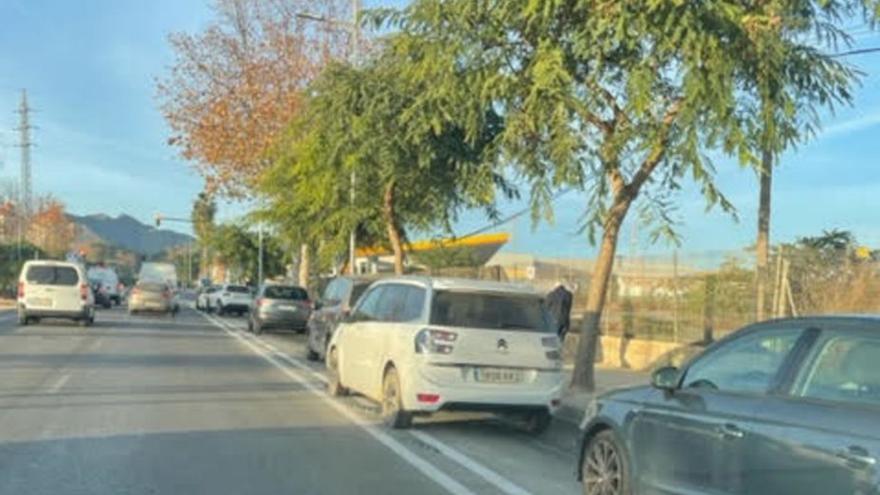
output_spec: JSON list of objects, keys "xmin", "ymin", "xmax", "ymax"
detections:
[{"xmin": 349, "ymin": 0, "xmax": 360, "ymax": 274}]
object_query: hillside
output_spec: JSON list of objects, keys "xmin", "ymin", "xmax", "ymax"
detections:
[{"xmin": 69, "ymin": 213, "xmax": 194, "ymax": 256}]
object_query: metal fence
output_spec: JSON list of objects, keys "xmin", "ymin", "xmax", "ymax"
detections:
[{"xmin": 428, "ymin": 246, "xmax": 880, "ymax": 344}]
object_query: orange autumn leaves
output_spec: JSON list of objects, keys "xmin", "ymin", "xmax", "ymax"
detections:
[{"xmin": 157, "ymin": 0, "xmax": 352, "ymax": 198}]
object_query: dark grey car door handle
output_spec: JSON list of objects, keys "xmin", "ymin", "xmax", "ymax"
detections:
[
  {"xmin": 836, "ymin": 447, "xmax": 876, "ymax": 468},
  {"xmin": 716, "ymin": 424, "xmax": 744, "ymax": 440}
]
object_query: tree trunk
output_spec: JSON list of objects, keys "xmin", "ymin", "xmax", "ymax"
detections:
[
  {"xmin": 570, "ymin": 194, "xmax": 633, "ymax": 392},
  {"xmin": 383, "ymin": 180, "xmax": 405, "ymax": 275},
  {"xmin": 298, "ymin": 243, "xmax": 309, "ymax": 289},
  {"xmin": 755, "ymin": 147, "xmax": 772, "ymax": 322}
]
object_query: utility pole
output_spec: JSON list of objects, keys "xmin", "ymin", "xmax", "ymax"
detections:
[
  {"xmin": 347, "ymin": 0, "xmax": 360, "ymax": 275},
  {"xmin": 296, "ymin": 3, "xmax": 360, "ymax": 275},
  {"xmin": 15, "ymin": 90, "xmax": 35, "ymax": 261}
]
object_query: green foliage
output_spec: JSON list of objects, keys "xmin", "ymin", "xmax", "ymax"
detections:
[
  {"xmin": 0, "ymin": 243, "xmax": 45, "ymax": 296},
  {"xmin": 191, "ymin": 191, "xmax": 217, "ymax": 246},
  {"xmin": 209, "ymin": 223, "xmax": 285, "ymax": 284},
  {"xmin": 373, "ymin": 0, "xmax": 876, "ymax": 244},
  {"xmin": 260, "ymin": 54, "xmax": 510, "ymax": 265}
]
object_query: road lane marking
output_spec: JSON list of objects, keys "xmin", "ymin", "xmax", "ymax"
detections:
[
  {"xmin": 200, "ymin": 311, "xmax": 536, "ymax": 495},
  {"xmin": 409, "ymin": 430, "xmax": 535, "ymax": 495},
  {"xmin": 48, "ymin": 373, "xmax": 71, "ymax": 393},
  {"xmin": 198, "ymin": 311, "xmax": 476, "ymax": 495}
]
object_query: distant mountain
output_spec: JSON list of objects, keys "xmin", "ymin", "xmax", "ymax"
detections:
[{"xmin": 69, "ymin": 213, "xmax": 193, "ymax": 256}]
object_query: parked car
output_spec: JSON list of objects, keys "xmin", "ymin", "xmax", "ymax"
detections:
[
  {"xmin": 87, "ymin": 265, "xmax": 121, "ymax": 305},
  {"xmin": 577, "ymin": 315, "xmax": 880, "ymax": 495},
  {"xmin": 213, "ymin": 284, "xmax": 253, "ymax": 316},
  {"xmin": 196, "ymin": 285, "xmax": 220, "ymax": 312},
  {"xmin": 128, "ymin": 281, "xmax": 175, "ymax": 315},
  {"xmin": 326, "ymin": 277, "xmax": 564, "ymax": 432},
  {"xmin": 17, "ymin": 260, "xmax": 95, "ymax": 327},
  {"xmin": 89, "ymin": 280, "xmax": 113, "ymax": 309},
  {"xmin": 306, "ymin": 276, "xmax": 374, "ymax": 361},
  {"xmin": 247, "ymin": 283, "xmax": 311, "ymax": 334}
]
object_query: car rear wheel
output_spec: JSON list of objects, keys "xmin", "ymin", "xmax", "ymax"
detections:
[
  {"xmin": 326, "ymin": 349, "xmax": 348, "ymax": 397},
  {"xmin": 381, "ymin": 367, "xmax": 412, "ymax": 429},
  {"xmin": 582, "ymin": 430, "xmax": 630, "ymax": 495}
]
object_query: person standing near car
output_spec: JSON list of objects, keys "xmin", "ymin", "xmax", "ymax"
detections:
[{"xmin": 546, "ymin": 281, "xmax": 573, "ymax": 339}]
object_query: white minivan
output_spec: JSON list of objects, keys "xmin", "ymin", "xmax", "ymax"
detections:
[
  {"xmin": 17, "ymin": 260, "xmax": 96, "ymax": 326},
  {"xmin": 326, "ymin": 277, "xmax": 565, "ymax": 432}
]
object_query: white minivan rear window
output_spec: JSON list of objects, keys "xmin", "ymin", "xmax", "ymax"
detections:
[
  {"xmin": 26, "ymin": 266, "xmax": 79, "ymax": 286},
  {"xmin": 429, "ymin": 291, "xmax": 552, "ymax": 332}
]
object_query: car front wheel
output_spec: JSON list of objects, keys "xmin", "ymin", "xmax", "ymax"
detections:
[{"xmin": 582, "ymin": 430, "xmax": 630, "ymax": 495}]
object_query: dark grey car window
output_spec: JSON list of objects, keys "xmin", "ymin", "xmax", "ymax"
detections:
[
  {"xmin": 429, "ymin": 291, "xmax": 552, "ymax": 332},
  {"xmin": 26, "ymin": 266, "xmax": 79, "ymax": 286},
  {"xmin": 801, "ymin": 335, "xmax": 880, "ymax": 407},
  {"xmin": 348, "ymin": 282, "xmax": 370, "ymax": 307},
  {"xmin": 682, "ymin": 328, "xmax": 803, "ymax": 394}
]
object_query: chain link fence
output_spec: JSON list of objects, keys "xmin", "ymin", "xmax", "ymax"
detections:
[{"xmin": 427, "ymin": 246, "xmax": 880, "ymax": 344}]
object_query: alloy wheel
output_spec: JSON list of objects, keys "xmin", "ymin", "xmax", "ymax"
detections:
[{"xmin": 583, "ymin": 437, "xmax": 624, "ymax": 495}]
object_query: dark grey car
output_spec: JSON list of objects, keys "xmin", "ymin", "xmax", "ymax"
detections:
[
  {"xmin": 305, "ymin": 276, "xmax": 373, "ymax": 361},
  {"xmin": 578, "ymin": 316, "xmax": 880, "ymax": 495},
  {"xmin": 247, "ymin": 284, "xmax": 311, "ymax": 334}
]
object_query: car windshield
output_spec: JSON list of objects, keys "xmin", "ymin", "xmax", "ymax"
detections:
[
  {"xmin": 263, "ymin": 286, "xmax": 307, "ymax": 300},
  {"xmin": 429, "ymin": 290, "xmax": 552, "ymax": 332},
  {"xmin": 227, "ymin": 285, "xmax": 249, "ymax": 293}
]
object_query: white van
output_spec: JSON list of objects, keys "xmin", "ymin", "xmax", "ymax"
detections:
[
  {"xmin": 17, "ymin": 260, "xmax": 95, "ymax": 326},
  {"xmin": 327, "ymin": 277, "xmax": 564, "ymax": 433}
]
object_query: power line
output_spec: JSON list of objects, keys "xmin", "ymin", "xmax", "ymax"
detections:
[
  {"xmin": 832, "ymin": 46, "xmax": 880, "ymax": 57},
  {"xmin": 456, "ymin": 187, "xmax": 575, "ymax": 241}
]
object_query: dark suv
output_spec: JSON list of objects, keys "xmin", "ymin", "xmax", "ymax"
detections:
[
  {"xmin": 578, "ymin": 316, "xmax": 880, "ymax": 495},
  {"xmin": 305, "ymin": 276, "xmax": 374, "ymax": 361}
]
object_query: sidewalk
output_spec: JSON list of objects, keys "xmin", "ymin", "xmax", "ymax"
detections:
[{"xmin": 555, "ymin": 367, "xmax": 649, "ymax": 425}]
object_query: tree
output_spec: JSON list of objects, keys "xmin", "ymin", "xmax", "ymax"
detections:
[
  {"xmin": 742, "ymin": 1, "xmax": 876, "ymax": 321},
  {"xmin": 262, "ymin": 60, "xmax": 506, "ymax": 274},
  {"xmin": 378, "ymin": 0, "xmax": 847, "ymax": 390},
  {"xmin": 191, "ymin": 191, "xmax": 217, "ymax": 276},
  {"xmin": 158, "ymin": 0, "xmax": 353, "ymax": 196},
  {"xmin": 159, "ymin": 0, "xmax": 355, "ymax": 285},
  {"xmin": 210, "ymin": 222, "xmax": 285, "ymax": 283},
  {"xmin": 27, "ymin": 196, "xmax": 76, "ymax": 258}
]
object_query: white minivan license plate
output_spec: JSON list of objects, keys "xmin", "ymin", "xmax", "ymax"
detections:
[{"xmin": 475, "ymin": 368, "xmax": 523, "ymax": 384}]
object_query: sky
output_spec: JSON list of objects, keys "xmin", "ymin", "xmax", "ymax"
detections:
[{"xmin": 1, "ymin": 1, "xmax": 880, "ymax": 262}]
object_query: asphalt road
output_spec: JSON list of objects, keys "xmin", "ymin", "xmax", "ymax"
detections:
[{"xmin": 0, "ymin": 305, "xmax": 584, "ymax": 495}]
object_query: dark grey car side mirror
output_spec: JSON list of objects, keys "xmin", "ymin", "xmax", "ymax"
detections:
[
  {"xmin": 313, "ymin": 300, "xmax": 323, "ymax": 311},
  {"xmin": 651, "ymin": 366, "xmax": 680, "ymax": 391}
]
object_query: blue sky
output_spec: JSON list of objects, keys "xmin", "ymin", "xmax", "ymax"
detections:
[{"xmin": 1, "ymin": 1, "xmax": 879, "ymax": 261}]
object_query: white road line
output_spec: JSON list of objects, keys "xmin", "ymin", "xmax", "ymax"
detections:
[
  {"xmin": 198, "ymin": 311, "xmax": 476, "ymax": 495},
  {"xmin": 409, "ymin": 430, "xmax": 535, "ymax": 495},
  {"xmin": 200, "ymin": 312, "xmax": 536, "ymax": 495},
  {"xmin": 48, "ymin": 373, "xmax": 71, "ymax": 393}
]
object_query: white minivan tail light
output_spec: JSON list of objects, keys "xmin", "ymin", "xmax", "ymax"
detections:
[{"xmin": 414, "ymin": 328, "xmax": 458, "ymax": 354}]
